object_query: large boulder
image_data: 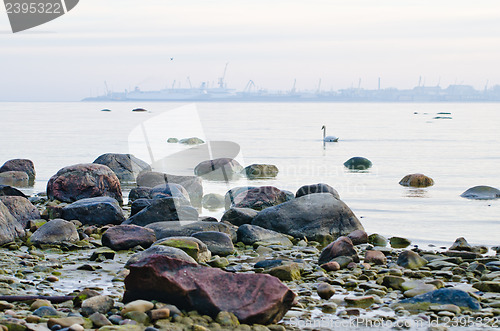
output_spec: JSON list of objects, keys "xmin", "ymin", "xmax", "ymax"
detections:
[
  {"xmin": 399, "ymin": 174, "xmax": 434, "ymax": 188},
  {"xmin": 124, "ymin": 198, "xmax": 198, "ymax": 226},
  {"xmin": 136, "ymin": 172, "xmax": 203, "ymax": 205},
  {"xmin": 0, "ymin": 159, "xmax": 36, "ymax": 184},
  {"xmin": 318, "ymin": 236, "xmax": 359, "ymax": 265},
  {"xmin": 102, "ymin": 225, "xmax": 156, "ymax": 250},
  {"xmin": 194, "ymin": 158, "xmax": 243, "ymax": 181},
  {"xmin": 221, "ymin": 208, "xmax": 258, "ymax": 226},
  {"xmin": 295, "ymin": 183, "xmax": 340, "ymax": 199},
  {"xmin": 0, "ymin": 171, "xmax": 30, "ymax": 187},
  {"xmin": 344, "ymin": 157, "xmax": 372, "ymax": 170},
  {"xmin": 61, "ymin": 197, "xmax": 125, "ymax": 226},
  {"xmin": 252, "ymin": 193, "xmax": 364, "ymax": 245},
  {"xmin": 123, "ymin": 255, "xmax": 296, "ymax": 324},
  {"xmin": 93, "ymin": 153, "xmax": 151, "ymax": 182},
  {"xmin": 29, "ymin": 219, "xmax": 79, "ymax": 245},
  {"xmin": 0, "ymin": 185, "xmax": 26, "ymax": 198},
  {"xmin": 232, "ymin": 186, "xmax": 290, "ymax": 211},
  {"xmin": 0, "ymin": 200, "xmax": 25, "ymax": 245},
  {"xmin": 146, "ymin": 221, "xmax": 234, "ymax": 241},
  {"xmin": 461, "ymin": 185, "xmax": 500, "ymax": 200},
  {"xmin": 0, "ymin": 196, "xmax": 40, "ymax": 228},
  {"xmin": 243, "ymin": 164, "xmax": 279, "ymax": 179},
  {"xmin": 224, "ymin": 187, "xmax": 257, "ymax": 210},
  {"xmin": 47, "ymin": 164, "xmax": 123, "ymax": 205}
]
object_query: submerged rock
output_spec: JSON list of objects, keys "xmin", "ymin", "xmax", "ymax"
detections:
[
  {"xmin": 243, "ymin": 164, "xmax": 279, "ymax": 179},
  {"xmin": 0, "ymin": 196, "xmax": 40, "ymax": 228},
  {"xmin": 47, "ymin": 163, "xmax": 123, "ymax": 205},
  {"xmin": 344, "ymin": 157, "xmax": 372, "ymax": 170},
  {"xmin": 93, "ymin": 153, "xmax": 151, "ymax": 183},
  {"xmin": 201, "ymin": 193, "xmax": 225, "ymax": 210},
  {"xmin": 399, "ymin": 174, "xmax": 434, "ymax": 187},
  {"xmin": 252, "ymin": 193, "xmax": 364, "ymax": 245},
  {"xmin": 124, "ymin": 255, "xmax": 296, "ymax": 324},
  {"xmin": 61, "ymin": 197, "xmax": 125, "ymax": 226},
  {"xmin": 461, "ymin": 185, "xmax": 500, "ymax": 200},
  {"xmin": 194, "ymin": 158, "xmax": 243, "ymax": 181}
]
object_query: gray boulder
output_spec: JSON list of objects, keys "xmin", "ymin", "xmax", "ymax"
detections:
[
  {"xmin": 146, "ymin": 221, "xmax": 234, "ymax": 241},
  {"xmin": 461, "ymin": 186, "xmax": 500, "ymax": 200},
  {"xmin": 295, "ymin": 183, "xmax": 339, "ymax": 199},
  {"xmin": 102, "ymin": 224, "xmax": 156, "ymax": 250},
  {"xmin": 128, "ymin": 187, "xmax": 151, "ymax": 202},
  {"xmin": 201, "ymin": 193, "xmax": 225, "ymax": 210},
  {"xmin": 93, "ymin": 153, "xmax": 151, "ymax": 182},
  {"xmin": 221, "ymin": 207, "xmax": 258, "ymax": 226},
  {"xmin": 0, "ymin": 159, "xmax": 36, "ymax": 184},
  {"xmin": 237, "ymin": 224, "xmax": 292, "ymax": 246},
  {"xmin": 130, "ymin": 198, "xmax": 152, "ymax": 216},
  {"xmin": 0, "ymin": 200, "xmax": 25, "ymax": 245},
  {"xmin": 0, "ymin": 171, "xmax": 29, "ymax": 187},
  {"xmin": 191, "ymin": 231, "xmax": 234, "ymax": 256},
  {"xmin": 0, "ymin": 196, "xmax": 40, "ymax": 228},
  {"xmin": 252, "ymin": 193, "xmax": 364, "ymax": 245},
  {"xmin": 124, "ymin": 198, "xmax": 198, "ymax": 226},
  {"xmin": 125, "ymin": 245, "xmax": 197, "ymax": 266},
  {"xmin": 194, "ymin": 158, "xmax": 242, "ymax": 181},
  {"xmin": 29, "ymin": 218, "xmax": 79, "ymax": 245},
  {"xmin": 61, "ymin": 197, "xmax": 125, "ymax": 226},
  {"xmin": 150, "ymin": 183, "xmax": 191, "ymax": 204}
]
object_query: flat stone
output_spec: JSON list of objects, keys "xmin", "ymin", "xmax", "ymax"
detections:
[{"xmin": 344, "ymin": 296, "xmax": 375, "ymax": 309}]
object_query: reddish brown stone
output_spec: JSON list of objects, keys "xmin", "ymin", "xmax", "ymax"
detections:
[
  {"xmin": 320, "ymin": 261, "xmax": 341, "ymax": 271},
  {"xmin": 347, "ymin": 229, "xmax": 368, "ymax": 245},
  {"xmin": 364, "ymin": 250, "xmax": 387, "ymax": 265},
  {"xmin": 124, "ymin": 255, "xmax": 295, "ymax": 325},
  {"xmin": 232, "ymin": 186, "xmax": 289, "ymax": 211},
  {"xmin": 47, "ymin": 164, "xmax": 122, "ymax": 205},
  {"xmin": 318, "ymin": 236, "xmax": 359, "ymax": 265},
  {"xmin": 102, "ymin": 225, "xmax": 156, "ymax": 250}
]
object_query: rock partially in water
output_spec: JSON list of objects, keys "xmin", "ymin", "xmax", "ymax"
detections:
[
  {"xmin": 191, "ymin": 231, "xmax": 234, "ymax": 256},
  {"xmin": 47, "ymin": 163, "xmax": 123, "ymax": 205},
  {"xmin": 202, "ymin": 193, "xmax": 225, "ymax": 210},
  {"xmin": 221, "ymin": 207, "xmax": 258, "ymax": 226},
  {"xmin": 136, "ymin": 172, "xmax": 203, "ymax": 206},
  {"xmin": 295, "ymin": 183, "xmax": 339, "ymax": 199},
  {"xmin": 0, "ymin": 159, "xmax": 36, "ymax": 183},
  {"xmin": 461, "ymin": 185, "xmax": 500, "ymax": 200},
  {"xmin": 150, "ymin": 184, "xmax": 191, "ymax": 205},
  {"xmin": 102, "ymin": 225, "xmax": 156, "ymax": 250},
  {"xmin": 317, "ymin": 282, "xmax": 336, "ymax": 300},
  {"xmin": 194, "ymin": 158, "xmax": 243, "ymax": 181},
  {"xmin": 29, "ymin": 218, "xmax": 79, "ymax": 245},
  {"xmin": 368, "ymin": 233, "xmax": 388, "ymax": 247},
  {"xmin": 124, "ymin": 255, "xmax": 296, "ymax": 324},
  {"xmin": 390, "ymin": 236, "xmax": 411, "ymax": 249},
  {"xmin": 399, "ymin": 173, "xmax": 434, "ymax": 187},
  {"xmin": 0, "ymin": 171, "xmax": 29, "ymax": 187},
  {"xmin": 93, "ymin": 153, "xmax": 151, "ymax": 183},
  {"xmin": 397, "ymin": 288, "xmax": 481, "ymax": 311},
  {"xmin": 224, "ymin": 187, "xmax": 257, "ymax": 210},
  {"xmin": 0, "ymin": 196, "xmax": 40, "ymax": 228},
  {"xmin": 449, "ymin": 237, "xmax": 472, "ymax": 251},
  {"xmin": 237, "ymin": 224, "xmax": 292, "ymax": 246},
  {"xmin": 62, "ymin": 197, "xmax": 125, "ymax": 226},
  {"xmin": 0, "ymin": 200, "xmax": 25, "ymax": 245},
  {"xmin": 155, "ymin": 236, "xmax": 211, "ymax": 263},
  {"xmin": 243, "ymin": 164, "xmax": 279, "ymax": 179},
  {"xmin": 318, "ymin": 236, "xmax": 359, "ymax": 265},
  {"xmin": 344, "ymin": 157, "xmax": 372, "ymax": 170},
  {"xmin": 232, "ymin": 186, "xmax": 290, "ymax": 211},
  {"xmin": 252, "ymin": 193, "xmax": 364, "ymax": 245},
  {"xmin": 179, "ymin": 137, "xmax": 205, "ymax": 145},
  {"xmin": 397, "ymin": 250, "xmax": 428, "ymax": 269},
  {"xmin": 126, "ymin": 245, "xmax": 197, "ymax": 266},
  {"xmin": 124, "ymin": 198, "xmax": 198, "ymax": 226}
]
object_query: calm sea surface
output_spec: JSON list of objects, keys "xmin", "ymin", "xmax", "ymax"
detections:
[{"xmin": 2, "ymin": 101, "xmax": 500, "ymax": 247}]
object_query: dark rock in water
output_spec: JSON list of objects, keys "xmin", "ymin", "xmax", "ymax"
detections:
[
  {"xmin": 449, "ymin": 237, "xmax": 472, "ymax": 251},
  {"xmin": 237, "ymin": 224, "xmax": 292, "ymax": 246},
  {"xmin": 399, "ymin": 174, "xmax": 434, "ymax": 187},
  {"xmin": 224, "ymin": 187, "xmax": 257, "ymax": 210},
  {"xmin": 390, "ymin": 236, "xmax": 411, "ymax": 249},
  {"xmin": 194, "ymin": 158, "xmax": 243, "ymax": 181},
  {"xmin": 47, "ymin": 163, "xmax": 123, "ymax": 205},
  {"xmin": 93, "ymin": 153, "xmax": 151, "ymax": 183},
  {"xmin": 125, "ymin": 245, "xmax": 196, "ymax": 266},
  {"xmin": 150, "ymin": 183, "xmax": 191, "ymax": 205},
  {"xmin": 221, "ymin": 207, "xmax": 258, "ymax": 226},
  {"xmin": 124, "ymin": 198, "xmax": 198, "ymax": 226},
  {"xmin": 199, "ymin": 216, "xmax": 219, "ymax": 222},
  {"xmin": 202, "ymin": 193, "xmax": 225, "ymax": 210},
  {"xmin": 344, "ymin": 157, "xmax": 372, "ymax": 170},
  {"xmin": 243, "ymin": 164, "xmax": 279, "ymax": 179},
  {"xmin": 347, "ymin": 229, "xmax": 368, "ymax": 245},
  {"xmin": 136, "ymin": 172, "xmax": 203, "ymax": 206},
  {"xmin": 397, "ymin": 250, "xmax": 428, "ymax": 269},
  {"xmin": 318, "ymin": 236, "xmax": 359, "ymax": 265},
  {"xmin": 461, "ymin": 185, "xmax": 500, "ymax": 200},
  {"xmin": 29, "ymin": 218, "xmax": 79, "ymax": 245},
  {"xmin": 0, "ymin": 171, "xmax": 30, "ymax": 187},
  {"xmin": 62, "ymin": 197, "xmax": 125, "ymax": 226},
  {"xmin": 0, "ymin": 185, "xmax": 26, "ymax": 198},
  {"xmin": 179, "ymin": 137, "xmax": 205, "ymax": 145},
  {"xmin": 124, "ymin": 255, "xmax": 296, "ymax": 324},
  {"xmin": 255, "ymin": 259, "xmax": 283, "ymax": 269},
  {"xmin": 146, "ymin": 221, "xmax": 234, "ymax": 241},
  {"xmin": 0, "ymin": 159, "xmax": 36, "ymax": 183},
  {"xmin": 368, "ymin": 233, "xmax": 388, "ymax": 247},
  {"xmin": 295, "ymin": 183, "xmax": 340, "ymax": 199},
  {"xmin": 192, "ymin": 231, "xmax": 234, "ymax": 256},
  {"xmin": 132, "ymin": 108, "xmax": 147, "ymax": 112},
  {"xmin": 0, "ymin": 200, "xmax": 25, "ymax": 245},
  {"xmin": 252, "ymin": 193, "xmax": 364, "ymax": 245},
  {"xmin": 398, "ymin": 288, "xmax": 480, "ymax": 311},
  {"xmin": 102, "ymin": 225, "xmax": 156, "ymax": 250},
  {"xmin": 130, "ymin": 198, "xmax": 152, "ymax": 216},
  {"xmin": 128, "ymin": 187, "xmax": 152, "ymax": 202},
  {"xmin": 0, "ymin": 196, "xmax": 40, "ymax": 228},
  {"xmin": 167, "ymin": 138, "xmax": 179, "ymax": 143},
  {"xmin": 232, "ymin": 186, "xmax": 290, "ymax": 211}
]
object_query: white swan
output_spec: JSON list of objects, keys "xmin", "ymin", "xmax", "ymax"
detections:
[{"xmin": 322, "ymin": 125, "xmax": 339, "ymax": 142}]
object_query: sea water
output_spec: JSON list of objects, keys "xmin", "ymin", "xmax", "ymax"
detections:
[{"xmin": 1, "ymin": 101, "xmax": 499, "ymax": 247}]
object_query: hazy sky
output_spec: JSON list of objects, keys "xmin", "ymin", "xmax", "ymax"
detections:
[{"xmin": 1, "ymin": 0, "xmax": 500, "ymax": 101}]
